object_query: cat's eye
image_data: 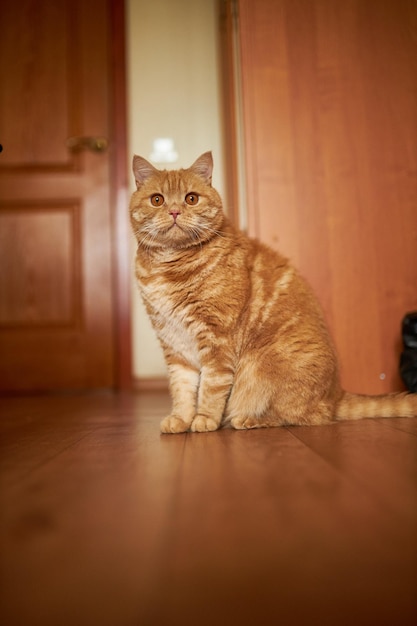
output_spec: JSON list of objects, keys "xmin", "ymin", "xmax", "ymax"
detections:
[
  {"xmin": 185, "ymin": 193, "xmax": 199, "ymax": 206},
  {"xmin": 150, "ymin": 194, "xmax": 164, "ymax": 207}
]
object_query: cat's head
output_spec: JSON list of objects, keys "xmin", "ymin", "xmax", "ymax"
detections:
[{"xmin": 130, "ymin": 152, "xmax": 224, "ymax": 251}]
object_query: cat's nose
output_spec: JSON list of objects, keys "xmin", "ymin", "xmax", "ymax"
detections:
[{"xmin": 169, "ymin": 210, "xmax": 181, "ymax": 221}]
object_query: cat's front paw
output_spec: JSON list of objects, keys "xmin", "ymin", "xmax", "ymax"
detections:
[
  {"xmin": 191, "ymin": 415, "xmax": 220, "ymax": 433},
  {"xmin": 160, "ymin": 415, "xmax": 190, "ymax": 434},
  {"xmin": 231, "ymin": 415, "xmax": 263, "ymax": 430}
]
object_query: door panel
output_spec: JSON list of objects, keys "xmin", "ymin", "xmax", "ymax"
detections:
[
  {"xmin": 0, "ymin": 0, "xmax": 117, "ymax": 391},
  {"xmin": 0, "ymin": 204, "xmax": 78, "ymax": 324},
  {"xmin": 237, "ymin": 0, "xmax": 417, "ymax": 394},
  {"xmin": 1, "ymin": 2, "xmax": 71, "ymax": 168}
]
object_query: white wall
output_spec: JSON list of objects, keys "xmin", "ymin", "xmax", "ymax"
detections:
[{"xmin": 127, "ymin": 0, "xmax": 225, "ymax": 379}]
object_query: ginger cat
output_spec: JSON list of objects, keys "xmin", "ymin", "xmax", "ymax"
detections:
[{"xmin": 130, "ymin": 152, "xmax": 417, "ymax": 433}]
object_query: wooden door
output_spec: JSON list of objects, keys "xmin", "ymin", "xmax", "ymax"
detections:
[
  {"xmin": 0, "ymin": 0, "xmax": 129, "ymax": 392},
  {"xmin": 235, "ymin": 0, "xmax": 417, "ymax": 394}
]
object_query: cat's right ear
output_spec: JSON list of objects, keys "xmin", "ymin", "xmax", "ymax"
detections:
[{"xmin": 132, "ymin": 155, "xmax": 157, "ymax": 189}]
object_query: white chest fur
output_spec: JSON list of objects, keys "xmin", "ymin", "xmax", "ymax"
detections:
[{"xmin": 140, "ymin": 281, "xmax": 201, "ymax": 370}]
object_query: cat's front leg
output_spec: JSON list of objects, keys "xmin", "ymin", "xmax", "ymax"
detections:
[
  {"xmin": 160, "ymin": 362, "xmax": 199, "ymax": 434},
  {"xmin": 191, "ymin": 363, "xmax": 234, "ymax": 433}
]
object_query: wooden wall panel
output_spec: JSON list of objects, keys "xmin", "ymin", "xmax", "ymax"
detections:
[{"xmin": 238, "ymin": 0, "xmax": 417, "ymax": 394}]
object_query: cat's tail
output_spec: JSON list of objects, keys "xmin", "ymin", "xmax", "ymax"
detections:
[{"xmin": 335, "ymin": 391, "xmax": 417, "ymax": 420}]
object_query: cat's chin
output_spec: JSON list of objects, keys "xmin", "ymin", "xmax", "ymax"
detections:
[{"xmin": 161, "ymin": 224, "xmax": 207, "ymax": 249}]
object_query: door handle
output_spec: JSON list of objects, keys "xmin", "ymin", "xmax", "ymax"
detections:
[{"xmin": 66, "ymin": 136, "xmax": 109, "ymax": 153}]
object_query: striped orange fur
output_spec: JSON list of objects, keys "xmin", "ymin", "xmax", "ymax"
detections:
[{"xmin": 130, "ymin": 152, "xmax": 417, "ymax": 433}]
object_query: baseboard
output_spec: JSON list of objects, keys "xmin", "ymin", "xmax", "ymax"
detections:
[{"xmin": 132, "ymin": 377, "xmax": 169, "ymax": 392}]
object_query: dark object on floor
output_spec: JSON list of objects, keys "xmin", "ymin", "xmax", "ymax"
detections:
[{"xmin": 400, "ymin": 311, "xmax": 417, "ymax": 392}]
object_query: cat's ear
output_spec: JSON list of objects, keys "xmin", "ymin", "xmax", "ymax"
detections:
[
  {"xmin": 189, "ymin": 152, "xmax": 213, "ymax": 185},
  {"xmin": 132, "ymin": 155, "xmax": 158, "ymax": 189}
]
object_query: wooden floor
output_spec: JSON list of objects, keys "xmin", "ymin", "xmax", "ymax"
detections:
[{"xmin": 1, "ymin": 392, "xmax": 417, "ymax": 626}]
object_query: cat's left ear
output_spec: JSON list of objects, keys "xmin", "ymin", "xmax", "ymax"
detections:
[
  {"xmin": 189, "ymin": 152, "xmax": 213, "ymax": 185},
  {"xmin": 132, "ymin": 155, "xmax": 158, "ymax": 189}
]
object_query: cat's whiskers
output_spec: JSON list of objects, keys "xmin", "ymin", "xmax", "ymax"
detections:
[
  {"xmin": 191, "ymin": 222, "xmax": 227, "ymax": 242},
  {"xmin": 187, "ymin": 226, "xmax": 204, "ymax": 250},
  {"xmin": 137, "ymin": 224, "xmax": 162, "ymax": 255},
  {"xmin": 204, "ymin": 225, "xmax": 227, "ymax": 239}
]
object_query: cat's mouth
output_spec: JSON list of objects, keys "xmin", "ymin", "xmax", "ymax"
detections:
[
  {"xmin": 163, "ymin": 221, "xmax": 189, "ymax": 241},
  {"xmin": 167, "ymin": 221, "xmax": 183, "ymax": 232},
  {"xmin": 161, "ymin": 221, "xmax": 203, "ymax": 248}
]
